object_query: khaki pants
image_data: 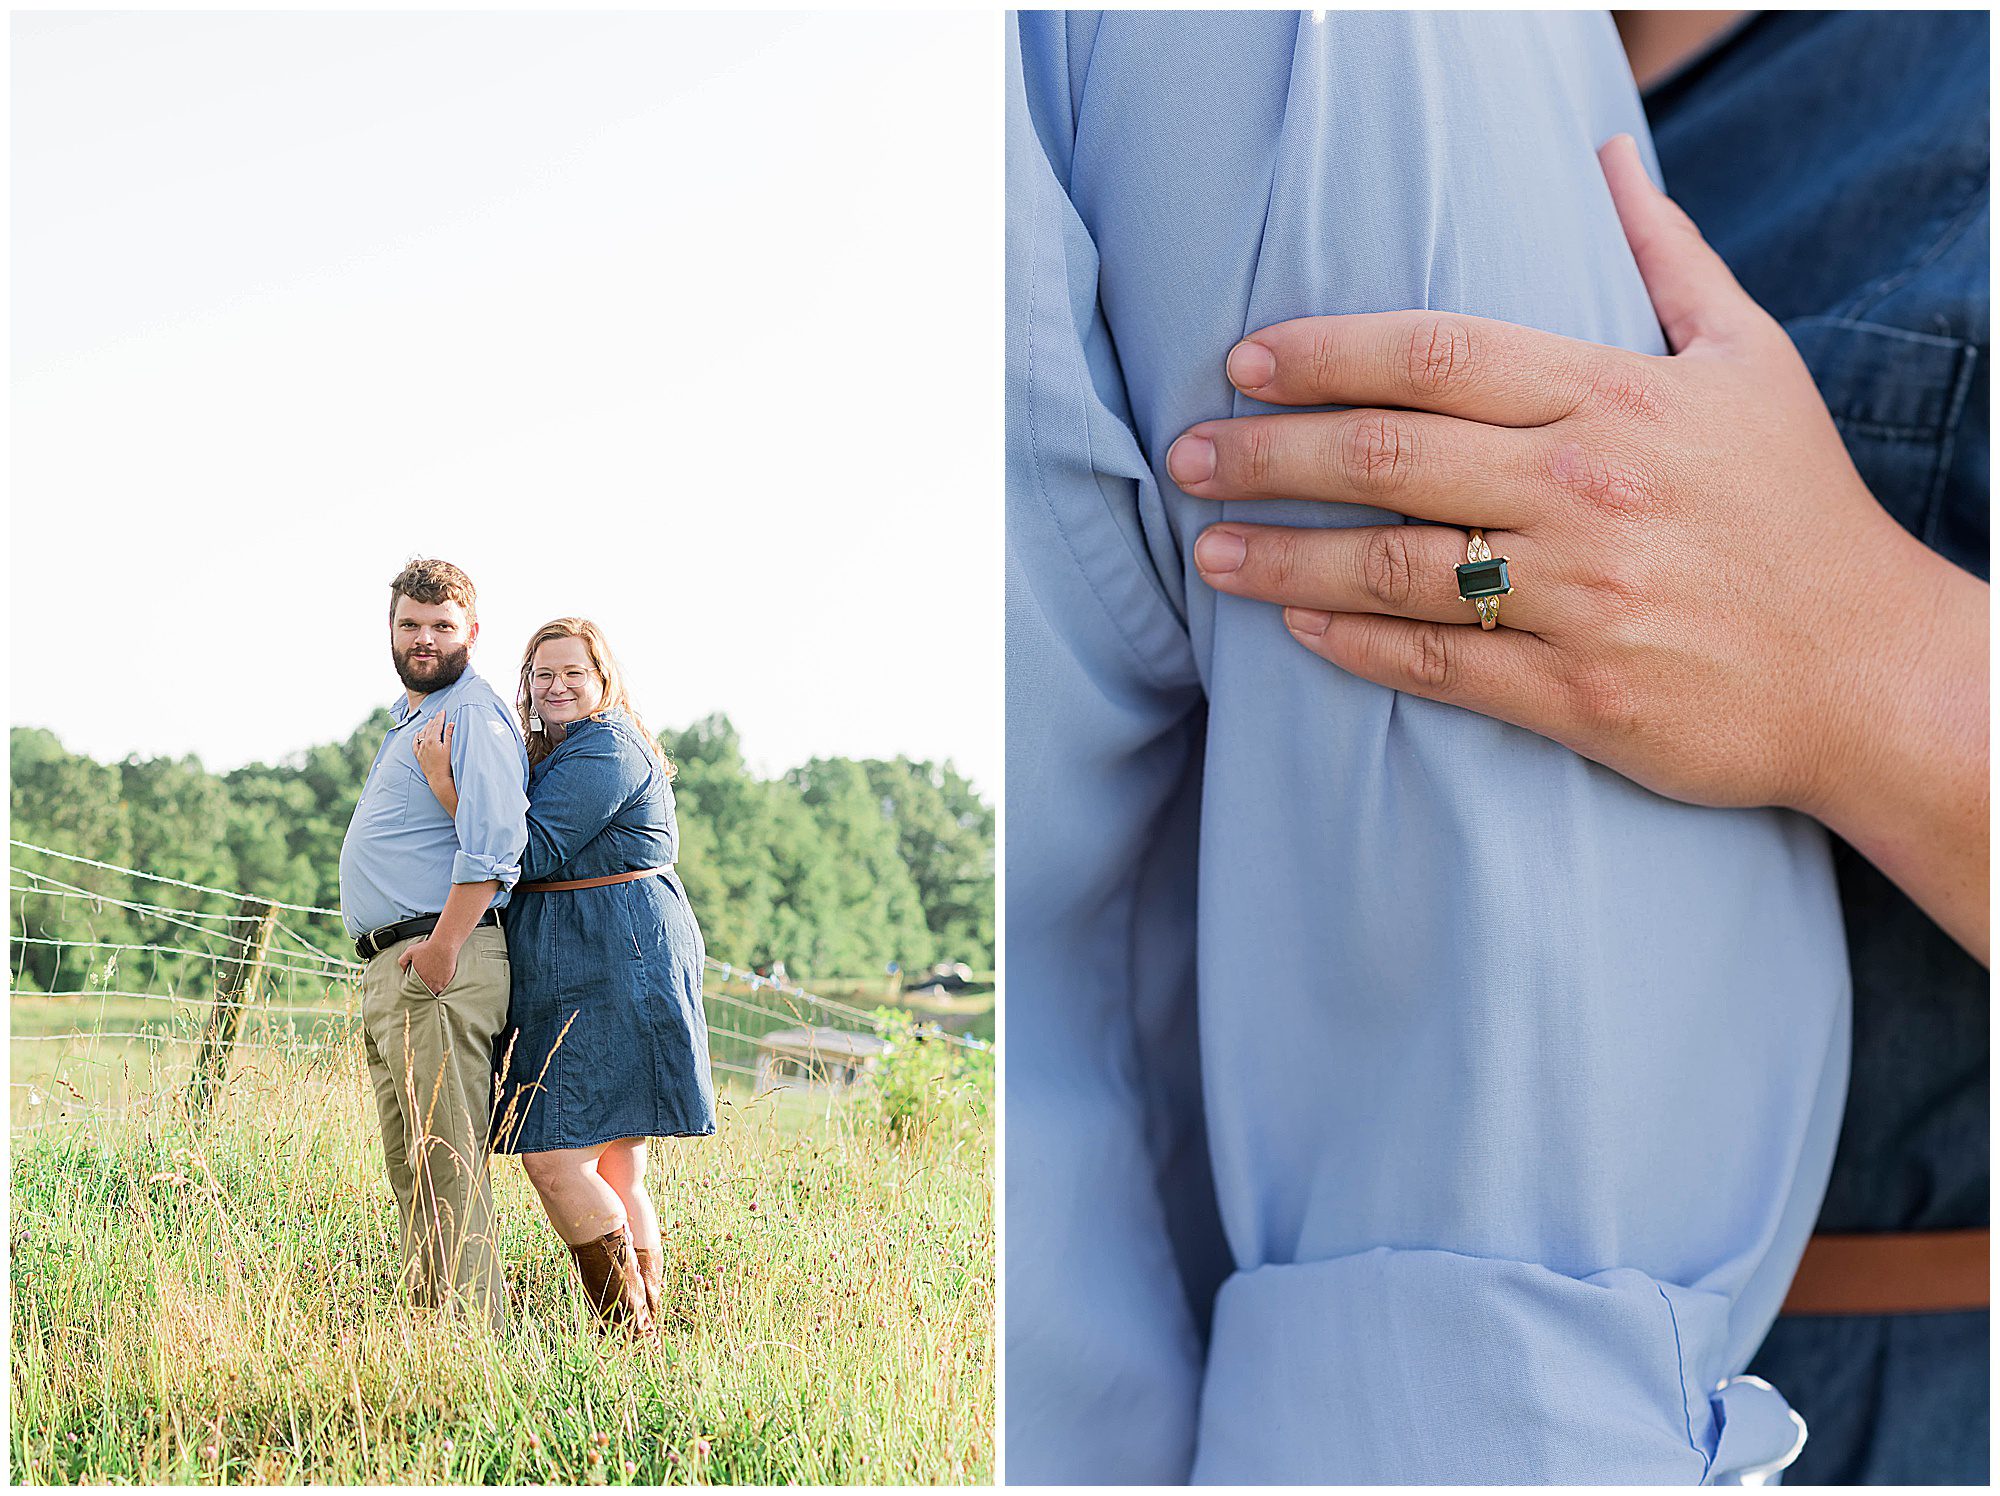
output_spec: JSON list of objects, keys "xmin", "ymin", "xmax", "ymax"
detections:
[{"xmin": 359, "ymin": 923, "xmax": 509, "ymax": 1331}]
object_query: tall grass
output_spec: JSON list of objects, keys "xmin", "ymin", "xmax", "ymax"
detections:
[{"xmin": 9, "ymin": 1039, "xmax": 993, "ymax": 1484}]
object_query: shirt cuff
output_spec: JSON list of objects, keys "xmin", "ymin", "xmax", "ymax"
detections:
[
  {"xmin": 1191, "ymin": 1249, "xmax": 1803, "ymax": 1484},
  {"xmin": 451, "ymin": 850, "xmax": 521, "ymax": 889}
]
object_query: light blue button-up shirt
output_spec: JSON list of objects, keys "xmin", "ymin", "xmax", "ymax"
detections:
[
  {"xmin": 337, "ymin": 668, "xmax": 529, "ymax": 939},
  {"xmin": 1007, "ymin": 11, "xmax": 1850, "ymax": 1484}
]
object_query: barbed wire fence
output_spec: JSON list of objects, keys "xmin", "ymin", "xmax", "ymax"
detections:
[{"xmin": 10, "ymin": 839, "xmax": 982, "ymax": 1138}]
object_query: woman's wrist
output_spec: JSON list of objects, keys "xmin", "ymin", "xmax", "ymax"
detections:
[
  {"xmin": 1791, "ymin": 528, "xmax": 1989, "ymax": 960},
  {"xmin": 424, "ymin": 767, "xmax": 459, "ymax": 815}
]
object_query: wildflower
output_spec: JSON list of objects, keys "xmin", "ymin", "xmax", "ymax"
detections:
[
  {"xmin": 526, "ymin": 1434, "xmax": 542, "ymax": 1452},
  {"xmin": 201, "ymin": 1446, "xmax": 218, "ymax": 1463},
  {"xmin": 592, "ymin": 1431, "xmax": 609, "ymax": 1448},
  {"xmin": 623, "ymin": 1461, "xmax": 638, "ymax": 1476},
  {"xmin": 695, "ymin": 1439, "xmax": 711, "ymax": 1457},
  {"xmin": 440, "ymin": 1438, "xmax": 454, "ymax": 1454},
  {"xmin": 587, "ymin": 1450, "xmax": 602, "ymax": 1467}
]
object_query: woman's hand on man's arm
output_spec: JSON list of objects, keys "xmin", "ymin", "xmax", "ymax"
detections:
[
  {"xmin": 413, "ymin": 713, "xmax": 459, "ymax": 817},
  {"xmin": 1171, "ymin": 134, "xmax": 1988, "ymax": 962}
]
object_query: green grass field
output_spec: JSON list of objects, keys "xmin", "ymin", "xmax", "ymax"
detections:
[{"xmin": 9, "ymin": 1019, "xmax": 994, "ymax": 1484}]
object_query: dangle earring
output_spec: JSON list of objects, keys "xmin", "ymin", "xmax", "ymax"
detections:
[{"xmin": 529, "ymin": 714, "xmax": 543, "ymax": 733}]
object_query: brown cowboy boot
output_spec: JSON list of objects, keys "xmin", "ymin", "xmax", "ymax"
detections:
[
  {"xmin": 567, "ymin": 1224, "xmax": 653, "ymax": 1335},
  {"xmin": 633, "ymin": 1243, "xmax": 663, "ymax": 1332}
]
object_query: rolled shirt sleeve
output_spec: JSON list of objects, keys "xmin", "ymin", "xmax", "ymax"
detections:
[
  {"xmin": 447, "ymin": 702, "xmax": 529, "ymax": 889},
  {"xmin": 1008, "ymin": 11, "xmax": 1849, "ymax": 1484}
]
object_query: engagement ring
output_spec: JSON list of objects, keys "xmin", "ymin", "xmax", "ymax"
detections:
[{"xmin": 1455, "ymin": 528, "xmax": 1512, "ymax": 630}]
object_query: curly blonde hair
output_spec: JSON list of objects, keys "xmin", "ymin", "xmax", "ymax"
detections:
[{"xmin": 516, "ymin": 617, "xmax": 672, "ymax": 776}]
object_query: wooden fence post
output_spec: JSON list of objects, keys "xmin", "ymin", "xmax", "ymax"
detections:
[{"xmin": 187, "ymin": 897, "xmax": 278, "ymax": 1120}]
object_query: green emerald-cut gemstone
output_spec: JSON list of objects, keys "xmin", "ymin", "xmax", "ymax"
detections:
[{"xmin": 1455, "ymin": 557, "xmax": 1510, "ymax": 600}]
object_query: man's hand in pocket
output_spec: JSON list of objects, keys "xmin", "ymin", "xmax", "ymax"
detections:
[{"xmin": 398, "ymin": 938, "xmax": 458, "ymax": 996}]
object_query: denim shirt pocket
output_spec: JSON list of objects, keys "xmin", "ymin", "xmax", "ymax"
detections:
[{"xmin": 1784, "ymin": 315, "xmax": 1979, "ymax": 549}]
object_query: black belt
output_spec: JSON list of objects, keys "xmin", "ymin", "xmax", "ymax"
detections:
[{"xmin": 354, "ymin": 908, "xmax": 500, "ymax": 961}]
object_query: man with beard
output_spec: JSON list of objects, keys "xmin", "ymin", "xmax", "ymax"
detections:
[{"xmin": 339, "ymin": 557, "xmax": 528, "ymax": 1330}]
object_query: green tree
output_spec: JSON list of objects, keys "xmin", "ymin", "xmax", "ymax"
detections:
[
  {"xmin": 222, "ymin": 769, "xmax": 322, "ymax": 910},
  {"xmin": 662, "ymin": 714, "xmax": 781, "ymax": 971},
  {"xmin": 118, "ymin": 754, "xmax": 236, "ymax": 896},
  {"xmin": 791, "ymin": 757, "xmax": 935, "ymax": 975},
  {"xmin": 9, "ymin": 712, "xmax": 994, "ymax": 991},
  {"xmin": 862, "ymin": 758, "xmax": 994, "ymax": 969},
  {"xmin": 10, "ymin": 728, "xmax": 138, "ymax": 992},
  {"xmin": 11, "ymin": 728, "xmax": 134, "ymax": 878}
]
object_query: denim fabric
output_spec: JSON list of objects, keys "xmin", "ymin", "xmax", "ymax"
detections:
[
  {"xmin": 338, "ymin": 669, "xmax": 529, "ymax": 937},
  {"xmin": 493, "ymin": 708, "xmax": 716, "ymax": 1152},
  {"xmin": 1647, "ymin": 12, "xmax": 1989, "ymax": 1483},
  {"xmin": 1007, "ymin": 11, "xmax": 1849, "ymax": 1483}
]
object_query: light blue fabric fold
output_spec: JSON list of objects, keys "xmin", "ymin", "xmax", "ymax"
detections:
[
  {"xmin": 338, "ymin": 668, "xmax": 528, "ymax": 937},
  {"xmin": 1006, "ymin": 10, "xmax": 1851, "ymax": 1484}
]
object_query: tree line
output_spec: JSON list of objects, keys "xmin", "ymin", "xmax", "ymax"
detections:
[{"xmin": 9, "ymin": 713, "xmax": 992, "ymax": 991}]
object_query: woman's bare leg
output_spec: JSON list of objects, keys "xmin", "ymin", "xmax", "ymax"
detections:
[
  {"xmin": 595, "ymin": 1139, "xmax": 658, "ymax": 1262},
  {"xmin": 521, "ymin": 1144, "xmax": 624, "ymax": 1244}
]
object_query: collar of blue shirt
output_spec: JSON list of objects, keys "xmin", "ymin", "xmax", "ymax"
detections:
[{"xmin": 391, "ymin": 666, "xmax": 494, "ymax": 728}]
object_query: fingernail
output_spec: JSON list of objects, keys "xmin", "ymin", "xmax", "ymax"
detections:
[
  {"xmin": 1284, "ymin": 607, "xmax": 1333, "ymax": 637},
  {"xmin": 1166, "ymin": 434, "xmax": 1216, "ymax": 486},
  {"xmin": 1606, "ymin": 133, "xmax": 1656, "ymax": 186},
  {"xmin": 1193, "ymin": 528, "xmax": 1246, "ymax": 576},
  {"xmin": 1226, "ymin": 340, "xmax": 1277, "ymax": 391}
]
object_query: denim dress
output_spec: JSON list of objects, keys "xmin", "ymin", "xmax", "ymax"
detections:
[
  {"xmin": 1648, "ymin": 12, "xmax": 1989, "ymax": 1483},
  {"xmin": 493, "ymin": 708, "xmax": 717, "ymax": 1152}
]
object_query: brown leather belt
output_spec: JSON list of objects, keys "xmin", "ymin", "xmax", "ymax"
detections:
[
  {"xmin": 519, "ymin": 866, "xmax": 671, "ymax": 893},
  {"xmin": 1781, "ymin": 1229, "xmax": 1989, "ymax": 1316}
]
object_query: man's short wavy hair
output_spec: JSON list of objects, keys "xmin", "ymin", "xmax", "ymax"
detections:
[{"xmin": 389, "ymin": 557, "xmax": 477, "ymax": 627}]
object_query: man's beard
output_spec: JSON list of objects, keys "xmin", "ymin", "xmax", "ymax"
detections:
[{"xmin": 393, "ymin": 641, "xmax": 472, "ymax": 694}]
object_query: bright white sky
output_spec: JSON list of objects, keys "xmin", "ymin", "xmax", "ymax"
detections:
[{"xmin": 12, "ymin": 11, "xmax": 1001, "ymax": 795}]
